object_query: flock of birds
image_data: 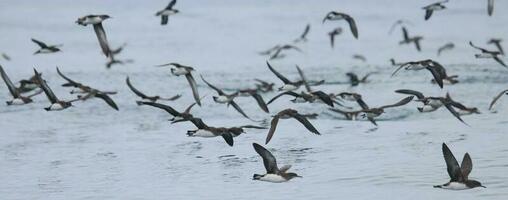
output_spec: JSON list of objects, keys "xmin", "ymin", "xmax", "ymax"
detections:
[{"xmin": 0, "ymin": 0, "xmax": 505, "ymax": 189}]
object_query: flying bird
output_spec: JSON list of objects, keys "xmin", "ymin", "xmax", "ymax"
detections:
[
  {"xmin": 31, "ymin": 38, "xmax": 61, "ymax": 54},
  {"xmin": 155, "ymin": 0, "xmax": 179, "ymax": 25},
  {"xmin": 487, "ymin": 38, "xmax": 504, "ymax": 55},
  {"xmin": 392, "ymin": 59, "xmax": 448, "ymax": 88},
  {"xmin": 323, "ymin": 11, "xmax": 358, "ymax": 39},
  {"xmin": 488, "ymin": 89, "xmax": 508, "ymax": 110},
  {"xmin": 252, "ymin": 143, "xmax": 301, "ymax": 183},
  {"xmin": 265, "ymin": 108, "xmax": 320, "ymax": 144},
  {"xmin": 423, "ymin": 0, "xmax": 448, "ymax": 20},
  {"xmin": 487, "ymin": 0, "xmax": 494, "ymax": 16},
  {"xmin": 34, "ymin": 69, "xmax": 77, "ymax": 111},
  {"xmin": 437, "ymin": 42, "xmax": 455, "ymax": 56},
  {"xmin": 469, "ymin": 41, "xmax": 506, "ymax": 68},
  {"xmin": 399, "ymin": 27, "xmax": 423, "ymax": 52},
  {"xmin": 0, "ymin": 65, "xmax": 42, "ymax": 105},
  {"xmin": 328, "ymin": 27, "xmax": 343, "ymax": 48},
  {"xmin": 434, "ymin": 143, "xmax": 485, "ymax": 190},
  {"xmin": 293, "ymin": 24, "xmax": 310, "ymax": 43},
  {"xmin": 126, "ymin": 77, "xmax": 181, "ymax": 103},
  {"xmin": 76, "ymin": 15, "xmax": 112, "ymax": 57},
  {"xmin": 156, "ymin": 63, "xmax": 201, "ymax": 105}
]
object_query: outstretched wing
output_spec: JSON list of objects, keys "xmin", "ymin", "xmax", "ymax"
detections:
[
  {"xmin": 267, "ymin": 91, "xmax": 300, "ymax": 105},
  {"xmin": 266, "ymin": 61, "xmax": 292, "ymax": 84},
  {"xmin": 461, "ymin": 153, "xmax": 473, "ymax": 180},
  {"xmin": 34, "ymin": 69, "xmax": 58, "ymax": 103},
  {"xmin": 31, "ymin": 38, "xmax": 48, "ymax": 48},
  {"xmin": 265, "ymin": 115, "xmax": 280, "ymax": 144},
  {"xmin": 186, "ymin": 73, "xmax": 201, "ymax": 106},
  {"xmin": 345, "ymin": 15, "xmax": 358, "ymax": 39},
  {"xmin": 56, "ymin": 67, "xmax": 82, "ymax": 88},
  {"xmin": 166, "ymin": 0, "xmax": 177, "ymax": 9},
  {"xmin": 137, "ymin": 101, "xmax": 180, "ymax": 116},
  {"xmin": 200, "ymin": 75, "xmax": 225, "ymax": 95},
  {"xmin": 93, "ymin": 23, "xmax": 111, "ymax": 57},
  {"xmin": 253, "ymin": 143, "xmax": 279, "ymax": 173},
  {"xmin": 395, "ymin": 89, "xmax": 425, "ymax": 100},
  {"xmin": 94, "ymin": 93, "xmax": 119, "ymax": 110},
  {"xmin": 442, "ymin": 143, "xmax": 464, "ymax": 182},
  {"xmin": 489, "ymin": 89, "xmax": 508, "ymax": 110},
  {"xmin": 291, "ymin": 113, "xmax": 320, "ymax": 135},
  {"xmin": 0, "ymin": 65, "xmax": 20, "ymax": 98},
  {"xmin": 379, "ymin": 96, "xmax": 414, "ymax": 109},
  {"xmin": 126, "ymin": 77, "xmax": 149, "ymax": 99}
]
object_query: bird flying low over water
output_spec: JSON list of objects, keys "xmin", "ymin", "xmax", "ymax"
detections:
[
  {"xmin": 437, "ymin": 42, "xmax": 455, "ymax": 56},
  {"xmin": 323, "ymin": 11, "xmax": 358, "ymax": 39},
  {"xmin": 487, "ymin": 0, "xmax": 494, "ymax": 16},
  {"xmin": 434, "ymin": 143, "xmax": 485, "ymax": 190},
  {"xmin": 487, "ymin": 38, "xmax": 504, "ymax": 55},
  {"xmin": 388, "ymin": 19, "xmax": 412, "ymax": 35},
  {"xmin": 392, "ymin": 59, "xmax": 448, "ymax": 88},
  {"xmin": 0, "ymin": 65, "xmax": 42, "ymax": 105},
  {"xmin": 186, "ymin": 117, "xmax": 266, "ymax": 146},
  {"xmin": 76, "ymin": 15, "xmax": 112, "ymax": 57},
  {"xmin": 34, "ymin": 69, "xmax": 78, "ymax": 111},
  {"xmin": 237, "ymin": 88, "xmax": 270, "ymax": 113},
  {"xmin": 126, "ymin": 77, "xmax": 181, "ymax": 103},
  {"xmin": 266, "ymin": 62, "xmax": 305, "ymax": 92},
  {"xmin": 156, "ymin": 62, "xmax": 201, "ymax": 105},
  {"xmin": 489, "ymin": 89, "xmax": 508, "ymax": 110},
  {"xmin": 31, "ymin": 38, "xmax": 61, "ymax": 54},
  {"xmin": 252, "ymin": 143, "xmax": 301, "ymax": 183},
  {"xmin": 155, "ymin": 0, "xmax": 179, "ymax": 25},
  {"xmin": 346, "ymin": 72, "xmax": 376, "ymax": 87},
  {"xmin": 56, "ymin": 67, "xmax": 119, "ymax": 110},
  {"xmin": 423, "ymin": 0, "xmax": 448, "ymax": 20},
  {"xmin": 469, "ymin": 41, "xmax": 507, "ymax": 68},
  {"xmin": 265, "ymin": 108, "xmax": 320, "ymax": 144},
  {"xmin": 399, "ymin": 27, "xmax": 423, "ymax": 52},
  {"xmin": 269, "ymin": 45, "xmax": 302, "ymax": 60},
  {"xmin": 293, "ymin": 24, "xmax": 310, "ymax": 43},
  {"xmin": 357, "ymin": 96, "xmax": 414, "ymax": 126},
  {"xmin": 137, "ymin": 101, "xmax": 197, "ymax": 123},
  {"xmin": 327, "ymin": 27, "xmax": 343, "ymax": 48}
]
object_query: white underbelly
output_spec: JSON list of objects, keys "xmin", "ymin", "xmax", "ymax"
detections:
[
  {"xmin": 280, "ymin": 84, "xmax": 297, "ymax": 91},
  {"xmin": 441, "ymin": 182, "xmax": 469, "ymax": 190},
  {"xmin": 172, "ymin": 68, "xmax": 188, "ymax": 76},
  {"xmin": 10, "ymin": 98, "xmax": 26, "ymax": 105},
  {"xmin": 259, "ymin": 174, "xmax": 288, "ymax": 183},
  {"xmin": 214, "ymin": 96, "xmax": 230, "ymax": 104},
  {"xmin": 419, "ymin": 105, "xmax": 439, "ymax": 112},
  {"xmin": 190, "ymin": 129, "xmax": 216, "ymax": 138}
]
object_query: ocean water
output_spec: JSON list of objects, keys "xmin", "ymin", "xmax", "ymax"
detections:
[{"xmin": 0, "ymin": 0, "xmax": 507, "ymax": 199}]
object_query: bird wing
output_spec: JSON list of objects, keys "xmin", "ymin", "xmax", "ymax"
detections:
[
  {"xmin": 345, "ymin": 15, "xmax": 359, "ymax": 39},
  {"xmin": 442, "ymin": 100, "xmax": 468, "ymax": 125},
  {"xmin": 414, "ymin": 39, "xmax": 422, "ymax": 51},
  {"xmin": 200, "ymin": 75, "xmax": 225, "ymax": 95},
  {"xmin": 166, "ymin": 0, "xmax": 177, "ymax": 9},
  {"xmin": 229, "ymin": 100, "xmax": 250, "ymax": 119},
  {"xmin": 0, "ymin": 65, "xmax": 20, "ymax": 98},
  {"xmin": 93, "ymin": 23, "xmax": 111, "ymax": 57},
  {"xmin": 379, "ymin": 96, "xmax": 414, "ymax": 109},
  {"xmin": 395, "ymin": 89, "xmax": 425, "ymax": 100},
  {"xmin": 426, "ymin": 66, "xmax": 444, "ymax": 88},
  {"xmin": 56, "ymin": 67, "xmax": 83, "ymax": 88},
  {"xmin": 299, "ymin": 24, "xmax": 310, "ymax": 39},
  {"xmin": 161, "ymin": 15, "xmax": 169, "ymax": 25},
  {"xmin": 265, "ymin": 114, "xmax": 280, "ymax": 144},
  {"xmin": 442, "ymin": 143, "xmax": 464, "ymax": 182},
  {"xmin": 488, "ymin": 0, "xmax": 494, "ymax": 16},
  {"xmin": 186, "ymin": 73, "xmax": 201, "ymax": 106},
  {"xmin": 296, "ymin": 65, "xmax": 311, "ymax": 92},
  {"xmin": 312, "ymin": 91, "xmax": 334, "ymax": 107},
  {"xmin": 493, "ymin": 56, "xmax": 507, "ymax": 68},
  {"xmin": 266, "ymin": 61, "xmax": 292, "ymax": 84},
  {"xmin": 126, "ymin": 77, "xmax": 149, "ymax": 99},
  {"xmin": 489, "ymin": 89, "xmax": 508, "ymax": 110},
  {"xmin": 190, "ymin": 117, "xmax": 208, "ymax": 129},
  {"xmin": 424, "ymin": 9, "xmax": 433, "ymax": 20},
  {"xmin": 34, "ymin": 69, "xmax": 58, "ymax": 103},
  {"xmin": 94, "ymin": 92, "xmax": 119, "ymax": 110},
  {"xmin": 137, "ymin": 101, "xmax": 180, "ymax": 116},
  {"xmin": 250, "ymin": 92, "xmax": 269, "ymax": 113},
  {"xmin": 356, "ymin": 97, "xmax": 370, "ymax": 109},
  {"xmin": 461, "ymin": 153, "xmax": 473, "ymax": 180},
  {"xmin": 253, "ymin": 143, "xmax": 279, "ymax": 173},
  {"xmin": 267, "ymin": 91, "xmax": 300, "ymax": 105},
  {"xmin": 31, "ymin": 38, "xmax": 48, "ymax": 48},
  {"xmin": 402, "ymin": 27, "xmax": 409, "ymax": 40},
  {"xmin": 291, "ymin": 112, "xmax": 321, "ymax": 135}
]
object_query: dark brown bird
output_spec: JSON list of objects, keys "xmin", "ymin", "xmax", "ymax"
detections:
[{"xmin": 265, "ymin": 109, "xmax": 320, "ymax": 144}]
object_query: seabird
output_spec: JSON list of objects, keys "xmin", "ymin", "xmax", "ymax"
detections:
[
  {"xmin": 469, "ymin": 41, "xmax": 506, "ymax": 68},
  {"xmin": 358, "ymin": 96, "xmax": 414, "ymax": 125},
  {"xmin": 269, "ymin": 45, "xmax": 302, "ymax": 60},
  {"xmin": 254, "ymin": 79, "xmax": 275, "ymax": 93},
  {"xmin": 1, "ymin": 53, "xmax": 10, "ymax": 61},
  {"xmin": 323, "ymin": 11, "xmax": 358, "ymax": 39},
  {"xmin": 266, "ymin": 62, "xmax": 304, "ymax": 92},
  {"xmin": 34, "ymin": 69, "xmax": 77, "ymax": 111},
  {"xmin": 186, "ymin": 118, "xmax": 266, "ymax": 146},
  {"xmin": 488, "ymin": 89, "xmax": 508, "ymax": 110},
  {"xmin": 259, "ymin": 44, "xmax": 281, "ymax": 56},
  {"xmin": 399, "ymin": 27, "xmax": 423, "ymax": 52},
  {"xmin": 252, "ymin": 143, "xmax": 301, "ymax": 183},
  {"xmin": 156, "ymin": 62, "xmax": 201, "ymax": 105},
  {"xmin": 434, "ymin": 143, "xmax": 485, "ymax": 190},
  {"xmin": 237, "ymin": 88, "xmax": 269, "ymax": 113},
  {"xmin": 126, "ymin": 77, "xmax": 181, "ymax": 102},
  {"xmin": 392, "ymin": 59, "xmax": 447, "ymax": 88},
  {"xmin": 487, "ymin": 38, "xmax": 504, "ymax": 55},
  {"xmin": 390, "ymin": 58, "xmax": 403, "ymax": 66},
  {"xmin": 200, "ymin": 75, "xmax": 252, "ymax": 119},
  {"xmin": 136, "ymin": 101, "xmax": 196, "ymax": 123},
  {"xmin": 293, "ymin": 24, "xmax": 310, "ymax": 43},
  {"xmin": 31, "ymin": 38, "xmax": 61, "ymax": 54},
  {"xmin": 352, "ymin": 54, "xmax": 367, "ymax": 62},
  {"xmin": 388, "ymin": 19, "xmax": 412, "ymax": 35},
  {"xmin": 106, "ymin": 44, "xmax": 133, "ymax": 69},
  {"xmin": 345, "ymin": 72, "xmax": 376, "ymax": 86},
  {"xmin": 329, "ymin": 108, "xmax": 362, "ymax": 121},
  {"xmin": 395, "ymin": 89, "xmax": 469, "ymax": 124},
  {"xmin": 76, "ymin": 14, "xmax": 112, "ymax": 57},
  {"xmin": 265, "ymin": 108, "xmax": 320, "ymax": 144},
  {"xmin": 488, "ymin": 0, "xmax": 494, "ymax": 16},
  {"xmin": 56, "ymin": 67, "xmax": 119, "ymax": 110},
  {"xmin": 17, "ymin": 74, "xmax": 41, "ymax": 93},
  {"xmin": 423, "ymin": 0, "xmax": 448, "ymax": 20},
  {"xmin": 437, "ymin": 42, "xmax": 455, "ymax": 56},
  {"xmin": 155, "ymin": 0, "xmax": 179, "ymax": 25},
  {"xmin": 327, "ymin": 27, "xmax": 343, "ymax": 48},
  {"xmin": 0, "ymin": 65, "xmax": 42, "ymax": 105}
]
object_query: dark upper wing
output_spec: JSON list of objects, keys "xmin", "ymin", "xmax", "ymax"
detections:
[
  {"xmin": 200, "ymin": 75, "xmax": 225, "ymax": 95},
  {"xmin": 31, "ymin": 38, "xmax": 48, "ymax": 48},
  {"xmin": 312, "ymin": 91, "xmax": 334, "ymax": 107},
  {"xmin": 93, "ymin": 23, "xmax": 111, "ymax": 57},
  {"xmin": 426, "ymin": 66, "xmax": 444, "ymax": 88},
  {"xmin": 469, "ymin": 41, "xmax": 488, "ymax": 52},
  {"xmin": 345, "ymin": 15, "xmax": 358, "ymax": 39},
  {"xmin": 34, "ymin": 69, "xmax": 58, "ymax": 103},
  {"xmin": 296, "ymin": 65, "xmax": 311, "ymax": 92},
  {"xmin": 94, "ymin": 93, "xmax": 119, "ymax": 110},
  {"xmin": 395, "ymin": 89, "xmax": 425, "ymax": 100},
  {"xmin": 229, "ymin": 100, "xmax": 250, "ymax": 119},
  {"xmin": 442, "ymin": 143, "xmax": 463, "ymax": 182},
  {"xmin": 291, "ymin": 112, "xmax": 320, "ymax": 135},
  {"xmin": 414, "ymin": 39, "xmax": 422, "ymax": 51},
  {"xmin": 183, "ymin": 102, "xmax": 197, "ymax": 114},
  {"xmin": 190, "ymin": 117, "xmax": 208, "ymax": 129},
  {"xmin": 239, "ymin": 125, "xmax": 267, "ymax": 129},
  {"xmin": 126, "ymin": 77, "xmax": 149, "ymax": 99},
  {"xmin": 56, "ymin": 67, "xmax": 82, "ymax": 88},
  {"xmin": 166, "ymin": 0, "xmax": 177, "ymax": 9},
  {"xmin": 356, "ymin": 97, "xmax": 370, "ymax": 109},
  {"xmin": 253, "ymin": 143, "xmax": 279, "ymax": 173},
  {"xmin": 161, "ymin": 15, "xmax": 169, "ymax": 25},
  {"xmin": 489, "ymin": 89, "xmax": 508, "ymax": 110},
  {"xmin": 493, "ymin": 56, "xmax": 507, "ymax": 68},
  {"xmin": 488, "ymin": 0, "xmax": 494, "ymax": 16},
  {"xmin": 402, "ymin": 27, "xmax": 409, "ymax": 40},
  {"xmin": 424, "ymin": 9, "xmax": 433, "ymax": 20},
  {"xmin": 137, "ymin": 101, "xmax": 180, "ymax": 116},
  {"xmin": 250, "ymin": 93, "xmax": 269, "ymax": 113},
  {"xmin": 442, "ymin": 100, "xmax": 468, "ymax": 125},
  {"xmin": 186, "ymin": 73, "xmax": 201, "ymax": 106},
  {"xmin": 265, "ymin": 115, "xmax": 280, "ymax": 144},
  {"xmin": 299, "ymin": 24, "xmax": 310, "ymax": 39},
  {"xmin": 461, "ymin": 153, "xmax": 473, "ymax": 180},
  {"xmin": 379, "ymin": 96, "xmax": 414, "ymax": 109},
  {"xmin": 267, "ymin": 91, "xmax": 300, "ymax": 104},
  {"xmin": 266, "ymin": 61, "xmax": 292, "ymax": 84},
  {"xmin": 0, "ymin": 65, "xmax": 20, "ymax": 98}
]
